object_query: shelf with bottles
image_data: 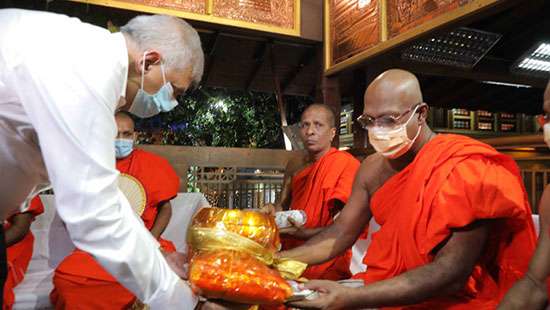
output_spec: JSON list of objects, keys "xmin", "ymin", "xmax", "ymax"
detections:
[
  {"xmin": 449, "ymin": 109, "xmax": 474, "ymax": 130},
  {"xmin": 475, "ymin": 110, "xmax": 496, "ymax": 132}
]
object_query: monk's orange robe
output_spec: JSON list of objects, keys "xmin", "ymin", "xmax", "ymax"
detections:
[
  {"xmin": 283, "ymin": 148, "xmax": 360, "ymax": 280},
  {"xmin": 51, "ymin": 149, "xmax": 180, "ymax": 310},
  {"xmin": 352, "ymin": 134, "xmax": 537, "ymax": 309},
  {"xmin": 3, "ymin": 196, "xmax": 44, "ymax": 310}
]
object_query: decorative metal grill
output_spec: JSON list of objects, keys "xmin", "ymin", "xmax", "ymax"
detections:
[{"xmin": 188, "ymin": 166, "xmax": 284, "ymax": 209}]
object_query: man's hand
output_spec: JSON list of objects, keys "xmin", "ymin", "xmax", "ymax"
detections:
[
  {"xmin": 162, "ymin": 251, "xmax": 189, "ymax": 280},
  {"xmin": 498, "ymin": 276, "xmax": 547, "ymax": 310},
  {"xmin": 287, "ymin": 280, "xmax": 350, "ymax": 310}
]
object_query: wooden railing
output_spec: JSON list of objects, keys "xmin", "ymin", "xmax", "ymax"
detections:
[
  {"xmin": 139, "ymin": 136, "xmax": 550, "ymax": 212},
  {"xmin": 137, "ymin": 145, "xmax": 300, "ymax": 209}
]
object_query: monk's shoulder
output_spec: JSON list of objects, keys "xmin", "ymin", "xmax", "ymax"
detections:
[
  {"xmin": 357, "ymin": 153, "xmax": 391, "ymax": 193},
  {"xmin": 331, "ymin": 149, "xmax": 360, "ymax": 166},
  {"xmin": 134, "ymin": 149, "xmax": 175, "ymax": 172}
]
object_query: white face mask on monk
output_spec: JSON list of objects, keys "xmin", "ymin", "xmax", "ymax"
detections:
[
  {"xmin": 544, "ymin": 123, "xmax": 550, "ymax": 148},
  {"xmin": 368, "ymin": 105, "xmax": 422, "ymax": 159}
]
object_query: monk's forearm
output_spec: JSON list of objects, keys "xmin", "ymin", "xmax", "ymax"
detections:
[
  {"xmin": 526, "ymin": 224, "xmax": 550, "ymax": 283},
  {"xmin": 280, "ymin": 223, "xmax": 355, "ymax": 264},
  {"xmin": 345, "ymin": 262, "xmax": 462, "ymax": 308},
  {"xmin": 151, "ymin": 202, "xmax": 172, "ymax": 239}
]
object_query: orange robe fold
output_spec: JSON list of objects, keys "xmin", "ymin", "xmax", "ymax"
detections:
[
  {"xmin": 51, "ymin": 149, "xmax": 180, "ymax": 309},
  {"xmin": 283, "ymin": 148, "xmax": 360, "ymax": 280},
  {"xmin": 352, "ymin": 134, "xmax": 537, "ymax": 309},
  {"xmin": 3, "ymin": 196, "xmax": 44, "ymax": 310}
]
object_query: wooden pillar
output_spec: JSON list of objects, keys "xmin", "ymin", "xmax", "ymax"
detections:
[
  {"xmin": 352, "ymin": 69, "xmax": 367, "ymax": 148},
  {"xmin": 321, "ymin": 75, "xmax": 342, "ymax": 148},
  {"xmin": 270, "ymin": 44, "xmax": 292, "ymax": 150}
]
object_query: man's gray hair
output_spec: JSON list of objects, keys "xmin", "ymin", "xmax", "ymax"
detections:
[{"xmin": 121, "ymin": 15, "xmax": 204, "ymax": 86}]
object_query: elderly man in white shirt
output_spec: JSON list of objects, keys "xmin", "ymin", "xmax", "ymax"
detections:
[{"xmin": 0, "ymin": 9, "xmax": 204, "ymax": 309}]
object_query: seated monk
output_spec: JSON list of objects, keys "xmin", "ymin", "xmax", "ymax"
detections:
[
  {"xmin": 499, "ymin": 81, "xmax": 550, "ymax": 310},
  {"xmin": 198, "ymin": 106, "xmax": 359, "ymax": 309},
  {"xmin": 50, "ymin": 112, "xmax": 181, "ymax": 309},
  {"xmin": 3, "ymin": 196, "xmax": 44, "ymax": 310},
  {"xmin": 271, "ymin": 103, "xmax": 360, "ymax": 281},
  {"xmin": 281, "ymin": 69, "xmax": 537, "ymax": 309}
]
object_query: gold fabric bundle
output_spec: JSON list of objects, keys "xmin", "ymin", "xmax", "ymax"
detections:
[{"xmin": 187, "ymin": 208, "xmax": 306, "ymax": 305}]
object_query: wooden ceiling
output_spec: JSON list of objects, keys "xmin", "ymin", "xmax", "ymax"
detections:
[{"xmin": 341, "ymin": 0, "xmax": 550, "ymax": 115}]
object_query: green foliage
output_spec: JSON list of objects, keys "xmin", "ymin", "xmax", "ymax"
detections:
[{"xmin": 136, "ymin": 87, "xmax": 287, "ymax": 148}]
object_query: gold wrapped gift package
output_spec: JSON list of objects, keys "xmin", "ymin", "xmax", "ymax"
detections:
[{"xmin": 187, "ymin": 208, "xmax": 307, "ymax": 305}]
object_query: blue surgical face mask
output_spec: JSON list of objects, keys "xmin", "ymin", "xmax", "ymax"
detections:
[
  {"xmin": 115, "ymin": 138, "xmax": 134, "ymax": 159},
  {"xmin": 128, "ymin": 52, "xmax": 179, "ymax": 118}
]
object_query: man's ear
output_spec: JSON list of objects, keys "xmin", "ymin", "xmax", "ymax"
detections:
[
  {"xmin": 418, "ymin": 103, "xmax": 429, "ymax": 124},
  {"xmin": 135, "ymin": 50, "xmax": 162, "ymax": 74}
]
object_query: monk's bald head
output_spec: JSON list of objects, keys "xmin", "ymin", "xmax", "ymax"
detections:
[
  {"xmin": 363, "ymin": 69, "xmax": 423, "ymax": 117},
  {"xmin": 115, "ymin": 111, "xmax": 136, "ymax": 139},
  {"xmin": 301, "ymin": 104, "xmax": 336, "ymax": 128}
]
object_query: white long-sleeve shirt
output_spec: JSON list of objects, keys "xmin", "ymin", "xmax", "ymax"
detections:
[{"xmin": 0, "ymin": 9, "xmax": 196, "ymax": 308}]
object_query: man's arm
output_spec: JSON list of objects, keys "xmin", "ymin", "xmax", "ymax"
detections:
[
  {"xmin": 278, "ymin": 159, "xmax": 372, "ymax": 265},
  {"xmin": 150, "ymin": 201, "xmax": 172, "ymax": 239},
  {"xmin": 19, "ymin": 59, "xmax": 196, "ymax": 308},
  {"xmin": 5, "ymin": 212, "xmax": 33, "ymax": 247},
  {"xmin": 290, "ymin": 221, "xmax": 490, "ymax": 309}
]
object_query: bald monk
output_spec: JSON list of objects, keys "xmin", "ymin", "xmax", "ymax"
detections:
[
  {"xmin": 272, "ymin": 104, "xmax": 359, "ymax": 280},
  {"xmin": 50, "ymin": 112, "xmax": 180, "ymax": 309},
  {"xmin": 282, "ymin": 69, "xmax": 537, "ymax": 309},
  {"xmin": 498, "ymin": 81, "xmax": 550, "ymax": 310},
  {"xmin": 3, "ymin": 196, "xmax": 44, "ymax": 310}
]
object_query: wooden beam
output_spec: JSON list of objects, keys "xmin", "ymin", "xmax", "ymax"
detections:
[
  {"xmin": 245, "ymin": 41, "xmax": 270, "ymax": 91},
  {"xmin": 281, "ymin": 47, "xmax": 317, "ymax": 93},
  {"xmin": 481, "ymin": 134, "xmax": 545, "ymax": 149}
]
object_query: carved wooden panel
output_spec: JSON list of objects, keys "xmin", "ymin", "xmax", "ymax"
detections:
[
  {"xmin": 213, "ymin": 0, "xmax": 295, "ymax": 30},
  {"xmin": 330, "ymin": 0, "xmax": 380, "ymax": 65},
  {"xmin": 388, "ymin": 0, "xmax": 474, "ymax": 38},
  {"xmin": 115, "ymin": 0, "xmax": 206, "ymax": 14}
]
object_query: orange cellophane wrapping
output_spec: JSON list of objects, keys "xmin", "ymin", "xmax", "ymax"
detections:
[
  {"xmin": 190, "ymin": 207, "xmax": 281, "ymax": 252},
  {"xmin": 189, "ymin": 250, "xmax": 292, "ymax": 305},
  {"xmin": 188, "ymin": 208, "xmax": 299, "ymax": 304}
]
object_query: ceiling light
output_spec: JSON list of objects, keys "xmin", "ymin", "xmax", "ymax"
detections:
[
  {"xmin": 512, "ymin": 42, "xmax": 550, "ymax": 77},
  {"xmin": 401, "ymin": 27, "xmax": 501, "ymax": 68},
  {"xmin": 481, "ymin": 81, "xmax": 532, "ymax": 88}
]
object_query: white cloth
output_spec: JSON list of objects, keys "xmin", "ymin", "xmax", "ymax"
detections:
[{"xmin": 0, "ymin": 9, "xmax": 196, "ymax": 308}]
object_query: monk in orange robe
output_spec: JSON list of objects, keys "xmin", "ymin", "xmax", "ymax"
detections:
[
  {"xmin": 274, "ymin": 104, "xmax": 360, "ymax": 281},
  {"xmin": 282, "ymin": 69, "xmax": 536, "ymax": 309},
  {"xmin": 50, "ymin": 112, "xmax": 180, "ymax": 309},
  {"xmin": 198, "ymin": 105, "xmax": 360, "ymax": 310},
  {"xmin": 3, "ymin": 196, "xmax": 44, "ymax": 310},
  {"xmin": 498, "ymin": 81, "xmax": 550, "ymax": 310}
]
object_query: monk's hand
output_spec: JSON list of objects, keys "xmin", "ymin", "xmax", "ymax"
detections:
[
  {"xmin": 498, "ymin": 275, "xmax": 547, "ymax": 310},
  {"xmin": 260, "ymin": 203, "xmax": 277, "ymax": 216},
  {"xmin": 280, "ymin": 217, "xmax": 310, "ymax": 240},
  {"xmin": 162, "ymin": 251, "xmax": 189, "ymax": 280},
  {"xmin": 287, "ymin": 280, "xmax": 349, "ymax": 310}
]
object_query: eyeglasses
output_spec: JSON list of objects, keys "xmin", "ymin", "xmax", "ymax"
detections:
[
  {"xmin": 537, "ymin": 114, "xmax": 550, "ymax": 127},
  {"xmin": 356, "ymin": 103, "xmax": 422, "ymax": 129}
]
